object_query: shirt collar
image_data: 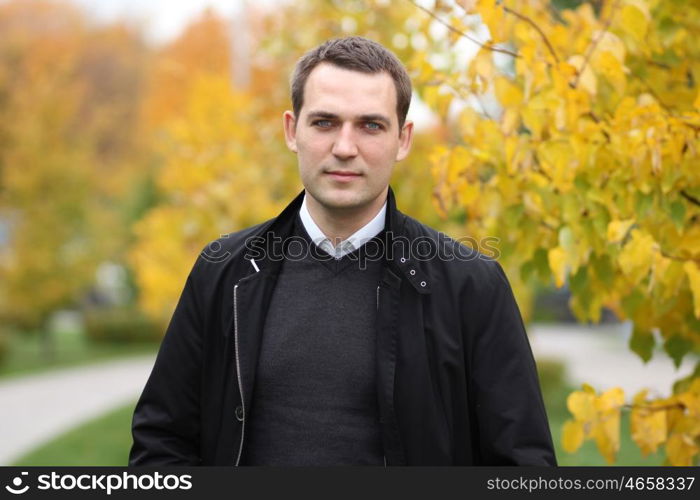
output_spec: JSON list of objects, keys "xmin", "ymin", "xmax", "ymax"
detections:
[{"xmin": 299, "ymin": 193, "xmax": 387, "ymax": 259}]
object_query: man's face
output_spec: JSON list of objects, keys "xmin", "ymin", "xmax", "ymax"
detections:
[{"xmin": 283, "ymin": 63, "xmax": 413, "ymax": 215}]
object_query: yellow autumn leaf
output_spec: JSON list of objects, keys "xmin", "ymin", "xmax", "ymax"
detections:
[
  {"xmin": 620, "ymin": 1, "xmax": 650, "ymax": 43},
  {"xmin": 678, "ymin": 225, "xmax": 700, "ymax": 258},
  {"xmin": 538, "ymin": 141, "xmax": 576, "ymax": 192},
  {"xmin": 595, "ymin": 387, "xmax": 625, "ymax": 412},
  {"xmin": 423, "ymin": 85, "xmax": 453, "ymax": 117},
  {"xmin": 631, "ymin": 398, "xmax": 667, "ymax": 456},
  {"xmin": 471, "ymin": 48, "xmax": 495, "ymax": 81},
  {"xmin": 447, "ymin": 146, "xmax": 471, "ymax": 185},
  {"xmin": 683, "ymin": 261, "xmax": 700, "ymax": 319},
  {"xmin": 567, "ymin": 390, "xmax": 597, "ymax": 422},
  {"xmin": 592, "ymin": 30, "xmax": 626, "ymax": 63},
  {"xmin": 494, "ymin": 76, "xmax": 524, "ymax": 108},
  {"xmin": 618, "ymin": 229, "xmax": 655, "ymax": 285},
  {"xmin": 460, "ymin": 182, "xmax": 480, "ymax": 205},
  {"xmin": 568, "ymin": 55, "xmax": 597, "ymax": 95},
  {"xmin": 476, "ymin": 0, "xmax": 505, "ymax": 41},
  {"xmin": 595, "ymin": 51, "xmax": 627, "ymax": 94},
  {"xmin": 499, "ymin": 107, "xmax": 519, "ymax": 135},
  {"xmin": 606, "ymin": 219, "xmax": 635, "ymax": 243},
  {"xmin": 666, "ymin": 432, "xmax": 699, "ymax": 466},
  {"xmin": 678, "ymin": 391, "xmax": 700, "ymax": 418},
  {"xmin": 562, "ymin": 420, "xmax": 585, "ymax": 453},
  {"xmin": 548, "ymin": 246, "xmax": 568, "ymax": 288},
  {"xmin": 592, "ymin": 412, "xmax": 621, "ymax": 464},
  {"xmin": 669, "ymin": 412, "xmax": 700, "ymax": 437}
]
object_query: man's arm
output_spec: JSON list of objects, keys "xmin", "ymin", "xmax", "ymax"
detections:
[
  {"xmin": 468, "ymin": 259, "xmax": 557, "ymax": 465},
  {"xmin": 129, "ymin": 267, "xmax": 203, "ymax": 465}
]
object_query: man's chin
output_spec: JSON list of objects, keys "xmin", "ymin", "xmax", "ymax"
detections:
[{"xmin": 312, "ymin": 191, "xmax": 368, "ymax": 211}]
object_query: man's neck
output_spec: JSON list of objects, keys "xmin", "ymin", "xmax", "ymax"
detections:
[{"xmin": 305, "ymin": 190, "xmax": 387, "ymax": 245}]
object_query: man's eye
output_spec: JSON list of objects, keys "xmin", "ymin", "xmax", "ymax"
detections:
[
  {"xmin": 313, "ymin": 120, "xmax": 333, "ymax": 128},
  {"xmin": 365, "ymin": 122, "xmax": 382, "ymax": 131}
]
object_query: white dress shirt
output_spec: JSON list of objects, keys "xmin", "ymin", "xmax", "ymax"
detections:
[{"xmin": 299, "ymin": 194, "xmax": 387, "ymax": 260}]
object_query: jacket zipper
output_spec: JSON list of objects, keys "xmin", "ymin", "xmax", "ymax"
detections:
[
  {"xmin": 377, "ymin": 284, "xmax": 388, "ymax": 468},
  {"xmin": 233, "ymin": 283, "xmax": 246, "ymax": 466}
]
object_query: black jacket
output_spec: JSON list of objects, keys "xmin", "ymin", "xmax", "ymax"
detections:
[{"xmin": 129, "ymin": 187, "xmax": 557, "ymax": 466}]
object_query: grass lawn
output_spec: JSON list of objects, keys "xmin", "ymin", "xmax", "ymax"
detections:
[
  {"xmin": 10, "ymin": 360, "xmax": 667, "ymax": 466},
  {"xmin": 12, "ymin": 401, "xmax": 138, "ymax": 466},
  {"xmin": 0, "ymin": 328, "xmax": 158, "ymax": 381}
]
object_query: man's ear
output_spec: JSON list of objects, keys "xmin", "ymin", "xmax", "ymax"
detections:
[
  {"xmin": 283, "ymin": 110, "xmax": 298, "ymax": 153},
  {"xmin": 395, "ymin": 119, "xmax": 414, "ymax": 161}
]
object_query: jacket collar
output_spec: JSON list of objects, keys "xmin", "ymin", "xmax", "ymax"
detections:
[{"xmin": 246, "ymin": 185, "xmax": 431, "ymax": 294}]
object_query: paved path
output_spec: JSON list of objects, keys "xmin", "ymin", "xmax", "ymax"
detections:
[
  {"xmin": 0, "ymin": 323, "xmax": 696, "ymax": 465},
  {"xmin": 529, "ymin": 322, "xmax": 697, "ymax": 397},
  {"xmin": 0, "ymin": 355, "xmax": 155, "ymax": 465}
]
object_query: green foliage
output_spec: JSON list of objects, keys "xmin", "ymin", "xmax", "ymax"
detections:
[
  {"xmin": 0, "ymin": 328, "xmax": 9, "ymax": 367},
  {"xmin": 84, "ymin": 308, "xmax": 164, "ymax": 344},
  {"xmin": 0, "ymin": 328, "xmax": 156, "ymax": 380}
]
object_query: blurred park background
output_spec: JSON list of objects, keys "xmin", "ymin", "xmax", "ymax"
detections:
[{"xmin": 0, "ymin": 0, "xmax": 698, "ymax": 466}]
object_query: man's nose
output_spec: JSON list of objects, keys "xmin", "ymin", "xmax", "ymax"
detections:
[{"xmin": 331, "ymin": 123, "xmax": 358, "ymax": 159}]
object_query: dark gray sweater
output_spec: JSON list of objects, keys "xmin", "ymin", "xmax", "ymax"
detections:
[{"xmin": 242, "ymin": 214, "xmax": 385, "ymax": 465}]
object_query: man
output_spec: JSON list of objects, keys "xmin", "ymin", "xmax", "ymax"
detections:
[{"xmin": 129, "ymin": 36, "xmax": 556, "ymax": 466}]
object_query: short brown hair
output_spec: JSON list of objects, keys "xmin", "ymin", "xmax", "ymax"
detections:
[{"xmin": 290, "ymin": 36, "xmax": 412, "ymax": 130}]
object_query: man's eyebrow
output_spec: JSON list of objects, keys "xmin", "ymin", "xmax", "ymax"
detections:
[
  {"xmin": 306, "ymin": 111, "xmax": 392, "ymax": 127},
  {"xmin": 306, "ymin": 111, "xmax": 339, "ymax": 121},
  {"xmin": 358, "ymin": 114, "xmax": 391, "ymax": 127}
]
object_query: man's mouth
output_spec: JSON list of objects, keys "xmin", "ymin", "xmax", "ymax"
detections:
[{"xmin": 326, "ymin": 170, "xmax": 361, "ymax": 176}]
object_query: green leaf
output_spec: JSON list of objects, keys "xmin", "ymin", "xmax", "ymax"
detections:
[
  {"xmin": 629, "ymin": 327, "xmax": 655, "ymax": 363},
  {"xmin": 503, "ymin": 203, "xmax": 525, "ymax": 226},
  {"xmin": 670, "ymin": 201, "xmax": 685, "ymax": 231},
  {"xmin": 634, "ymin": 191, "xmax": 653, "ymax": 218},
  {"xmin": 663, "ymin": 335, "xmax": 692, "ymax": 369},
  {"xmin": 687, "ymin": 313, "xmax": 700, "ymax": 333},
  {"xmin": 672, "ymin": 361, "xmax": 700, "ymax": 395},
  {"xmin": 569, "ymin": 265, "xmax": 589, "ymax": 295},
  {"xmin": 591, "ymin": 253, "xmax": 614, "ymax": 287},
  {"xmin": 621, "ymin": 289, "xmax": 645, "ymax": 317},
  {"xmin": 574, "ymin": 174, "xmax": 591, "ymax": 192},
  {"xmin": 592, "ymin": 207, "xmax": 610, "ymax": 237},
  {"xmin": 520, "ymin": 260, "xmax": 535, "ymax": 282},
  {"xmin": 533, "ymin": 248, "xmax": 550, "ymax": 281}
]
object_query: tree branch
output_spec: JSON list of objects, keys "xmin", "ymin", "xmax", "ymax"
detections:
[
  {"xmin": 501, "ymin": 5, "xmax": 560, "ymax": 64},
  {"xmin": 572, "ymin": 0, "xmax": 622, "ymax": 88},
  {"xmin": 407, "ymin": 0, "xmax": 519, "ymax": 59},
  {"xmin": 453, "ymin": 1, "xmax": 559, "ymax": 64},
  {"xmin": 531, "ymin": 152, "xmax": 553, "ymax": 182},
  {"xmin": 681, "ymin": 190, "xmax": 700, "ymax": 207},
  {"xmin": 622, "ymin": 402, "xmax": 685, "ymax": 411}
]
